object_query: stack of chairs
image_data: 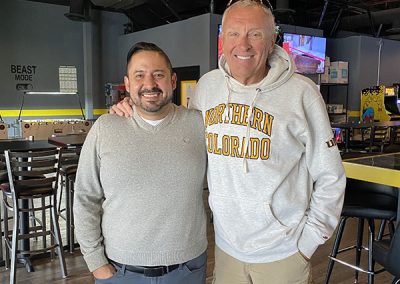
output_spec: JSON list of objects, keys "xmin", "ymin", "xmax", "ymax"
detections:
[
  {"xmin": 1, "ymin": 149, "xmax": 67, "ymax": 284},
  {"xmin": 57, "ymin": 147, "xmax": 81, "ymax": 253}
]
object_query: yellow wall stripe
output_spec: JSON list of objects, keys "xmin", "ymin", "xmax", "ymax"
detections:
[{"xmin": 0, "ymin": 109, "xmax": 108, "ymax": 117}]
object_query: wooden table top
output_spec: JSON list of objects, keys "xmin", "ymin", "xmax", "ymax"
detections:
[
  {"xmin": 0, "ymin": 140, "xmax": 56, "ymax": 153},
  {"xmin": 48, "ymin": 134, "xmax": 87, "ymax": 147}
]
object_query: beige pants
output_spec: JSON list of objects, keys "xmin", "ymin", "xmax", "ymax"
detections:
[{"xmin": 212, "ymin": 246, "xmax": 312, "ymax": 284}]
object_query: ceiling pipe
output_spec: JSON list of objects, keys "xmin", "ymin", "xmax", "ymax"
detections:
[
  {"xmin": 330, "ymin": 7, "xmax": 343, "ymax": 37},
  {"xmin": 210, "ymin": 0, "xmax": 215, "ymax": 14},
  {"xmin": 159, "ymin": 0, "xmax": 181, "ymax": 20},
  {"xmin": 318, "ymin": 0, "xmax": 329, "ymax": 29}
]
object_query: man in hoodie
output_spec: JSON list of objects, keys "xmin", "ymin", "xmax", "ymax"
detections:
[
  {"xmin": 110, "ymin": 1, "xmax": 346, "ymax": 283},
  {"xmin": 74, "ymin": 42, "xmax": 207, "ymax": 284}
]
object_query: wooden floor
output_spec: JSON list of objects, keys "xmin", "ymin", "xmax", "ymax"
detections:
[{"xmin": 0, "ymin": 191, "xmax": 394, "ymax": 284}]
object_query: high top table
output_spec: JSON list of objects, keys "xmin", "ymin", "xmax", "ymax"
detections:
[
  {"xmin": 0, "ymin": 140, "xmax": 56, "ymax": 152},
  {"xmin": 342, "ymin": 152, "xmax": 400, "ymax": 223},
  {"xmin": 48, "ymin": 133, "xmax": 87, "ymax": 148},
  {"xmin": 0, "ymin": 140, "xmax": 56, "ymax": 271}
]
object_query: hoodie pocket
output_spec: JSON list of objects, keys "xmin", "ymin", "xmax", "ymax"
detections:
[{"xmin": 210, "ymin": 195, "xmax": 290, "ymax": 254}]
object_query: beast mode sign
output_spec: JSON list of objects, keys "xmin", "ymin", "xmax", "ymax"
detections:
[
  {"xmin": 10, "ymin": 64, "xmax": 37, "ymax": 90},
  {"xmin": 11, "ymin": 64, "xmax": 37, "ymax": 81}
]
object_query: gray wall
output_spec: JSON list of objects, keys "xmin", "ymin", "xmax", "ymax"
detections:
[
  {"xmin": 118, "ymin": 13, "xmax": 222, "ymax": 78},
  {"xmin": 0, "ymin": 0, "xmax": 127, "ymax": 123},
  {"xmin": 117, "ymin": 16, "xmax": 324, "ymax": 81},
  {"xmin": 327, "ymin": 35, "xmax": 400, "ymax": 113}
]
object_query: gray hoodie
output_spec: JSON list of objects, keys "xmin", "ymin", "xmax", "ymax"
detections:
[{"xmin": 190, "ymin": 44, "xmax": 346, "ymax": 263}]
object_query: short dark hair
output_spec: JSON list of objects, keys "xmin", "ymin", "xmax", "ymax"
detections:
[{"xmin": 126, "ymin": 42, "xmax": 173, "ymax": 73}]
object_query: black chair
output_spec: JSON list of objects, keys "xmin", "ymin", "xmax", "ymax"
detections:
[
  {"xmin": 391, "ymin": 126, "xmax": 400, "ymax": 145},
  {"xmin": 0, "ymin": 153, "xmax": 7, "ymax": 262},
  {"xmin": 56, "ymin": 146, "xmax": 80, "ymax": 253},
  {"xmin": 2, "ymin": 149, "xmax": 67, "ymax": 284},
  {"xmin": 363, "ymin": 126, "xmax": 389, "ymax": 153},
  {"xmin": 66, "ymin": 173, "xmax": 76, "ymax": 253},
  {"xmin": 373, "ymin": 222, "xmax": 400, "ymax": 283},
  {"xmin": 325, "ymin": 178, "xmax": 398, "ymax": 284}
]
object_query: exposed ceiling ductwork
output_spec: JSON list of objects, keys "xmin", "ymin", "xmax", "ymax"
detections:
[
  {"xmin": 90, "ymin": 0, "xmax": 147, "ymax": 9},
  {"xmin": 25, "ymin": 0, "xmax": 400, "ymax": 40},
  {"xmin": 65, "ymin": 0, "xmax": 90, "ymax": 21},
  {"xmin": 339, "ymin": 7, "xmax": 400, "ymax": 33},
  {"xmin": 314, "ymin": 0, "xmax": 400, "ymax": 37}
]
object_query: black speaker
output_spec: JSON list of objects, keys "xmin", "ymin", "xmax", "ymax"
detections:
[{"xmin": 65, "ymin": 0, "xmax": 90, "ymax": 22}]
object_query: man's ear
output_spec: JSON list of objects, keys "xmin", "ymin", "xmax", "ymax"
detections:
[
  {"xmin": 124, "ymin": 75, "xmax": 130, "ymax": 92},
  {"xmin": 171, "ymin": 72, "xmax": 177, "ymax": 91}
]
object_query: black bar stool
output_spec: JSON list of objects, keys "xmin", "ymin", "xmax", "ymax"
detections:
[
  {"xmin": 373, "ymin": 223, "xmax": 400, "ymax": 283},
  {"xmin": 325, "ymin": 178, "xmax": 398, "ymax": 284},
  {"xmin": 56, "ymin": 147, "xmax": 80, "ymax": 252}
]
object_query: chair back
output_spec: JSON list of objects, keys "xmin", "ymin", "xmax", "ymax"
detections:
[
  {"xmin": 58, "ymin": 147, "xmax": 81, "ymax": 168},
  {"xmin": 386, "ymin": 223, "xmax": 400, "ymax": 278},
  {"xmin": 344, "ymin": 178, "xmax": 398, "ymax": 212},
  {"xmin": 392, "ymin": 127, "xmax": 400, "ymax": 145},
  {"xmin": 0, "ymin": 153, "xmax": 7, "ymax": 183},
  {"xmin": 370, "ymin": 126, "xmax": 389, "ymax": 152},
  {"xmin": 4, "ymin": 149, "xmax": 60, "ymax": 197}
]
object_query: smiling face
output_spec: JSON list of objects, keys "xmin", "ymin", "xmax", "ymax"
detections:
[
  {"xmin": 221, "ymin": 4, "xmax": 276, "ymax": 85},
  {"xmin": 124, "ymin": 50, "xmax": 177, "ymax": 120}
]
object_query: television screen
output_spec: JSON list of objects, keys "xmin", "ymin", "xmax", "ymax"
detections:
[
  {"xmin": 384, "ymin": 95, "xmax": 400, "ymax": 115},
  {"xmin": 218, "ymin": 24, "xmax": 222, "ymax": 59},
  {"xmin": 283, "ymin": 33, "xmax": 326, "ymax": 74}
]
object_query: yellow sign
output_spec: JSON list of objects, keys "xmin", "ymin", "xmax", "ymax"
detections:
[
  {"xmin": 360, "ymin": 85, "xmax": 390, "ymax": 122},
  {"xmin": 180, "ymin": 80, "xmax": 197, "ymax": 108}
]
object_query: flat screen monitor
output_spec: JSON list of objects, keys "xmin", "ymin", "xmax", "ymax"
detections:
[
  {"xmin": 384, "ymin": 95, "xmax": 400, "ymax": 115},
  {"xmin": 218, "ymin": 24, "xmax": 222, "ymax": 59},
  {"xmin": 283, "ymin": 33, "xmax": 326, "ymax": 74}
]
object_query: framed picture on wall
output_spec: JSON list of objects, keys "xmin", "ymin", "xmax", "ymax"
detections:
[{"xmin": 180, "ymin": 80, "xmax": 197, "ymax": 108}]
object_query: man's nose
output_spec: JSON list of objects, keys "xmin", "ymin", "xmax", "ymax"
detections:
[
  {"xmin": 237, "ymin": 35, "xmax": 251, "ymax": 50},
  {"xmin": 143, "ymin": 75, "xmax": 157, "ymax": 88}
]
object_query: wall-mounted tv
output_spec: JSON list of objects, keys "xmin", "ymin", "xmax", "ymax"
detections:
[
  {"xmin": 283, "ymin": 33, "xmax": 326, "ymax": 74},
  {"xmin": 218, "ymin": 24, "xmax": 222, "ymax": 59}
]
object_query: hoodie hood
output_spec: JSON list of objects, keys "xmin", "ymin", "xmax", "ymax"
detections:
[{"xmin": 218, "ymin": 44, "xmax": 295, "ymax": 92}]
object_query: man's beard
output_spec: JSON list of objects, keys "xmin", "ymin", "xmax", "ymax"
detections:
[{"xmin": 134, "ymin": 87, "xmax": 173, "ymax": 113}]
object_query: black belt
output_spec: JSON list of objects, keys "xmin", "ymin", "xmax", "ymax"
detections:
[{"xmin": 110, "ymin": 260, "xmax": 180, "ymax": 277}]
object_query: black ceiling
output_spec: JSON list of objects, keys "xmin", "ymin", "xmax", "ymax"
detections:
[{"xmin": 27, "ymin": 0, "xmax": 400, "ymax": 40}]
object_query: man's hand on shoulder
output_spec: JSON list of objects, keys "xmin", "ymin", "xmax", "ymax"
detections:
[
  {"xmin": 93, "ymin": 263, "xmax": 116, "ymax": 279},
  {"xmin": 109, "ymin": 97, "xmax": 133, "ymax": 117}
]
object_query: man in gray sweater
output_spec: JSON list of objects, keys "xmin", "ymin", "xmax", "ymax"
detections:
[{"xmin": 74, "ymin": 42, "xmax": 208, "ymax": 284}]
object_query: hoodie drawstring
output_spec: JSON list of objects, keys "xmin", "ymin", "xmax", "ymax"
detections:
[
  {"xmin": 224, "ymin": 75, "xmax": 233, "ymax": 121},
  {"xmin": 242, "ymin": 88, "xmax": 262, "ymax": 173}
]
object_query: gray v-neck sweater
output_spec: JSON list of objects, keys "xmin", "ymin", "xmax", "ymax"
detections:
[{"xmin": 74, "ymin": 104, "xmax": 208, "ymax": 272}]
